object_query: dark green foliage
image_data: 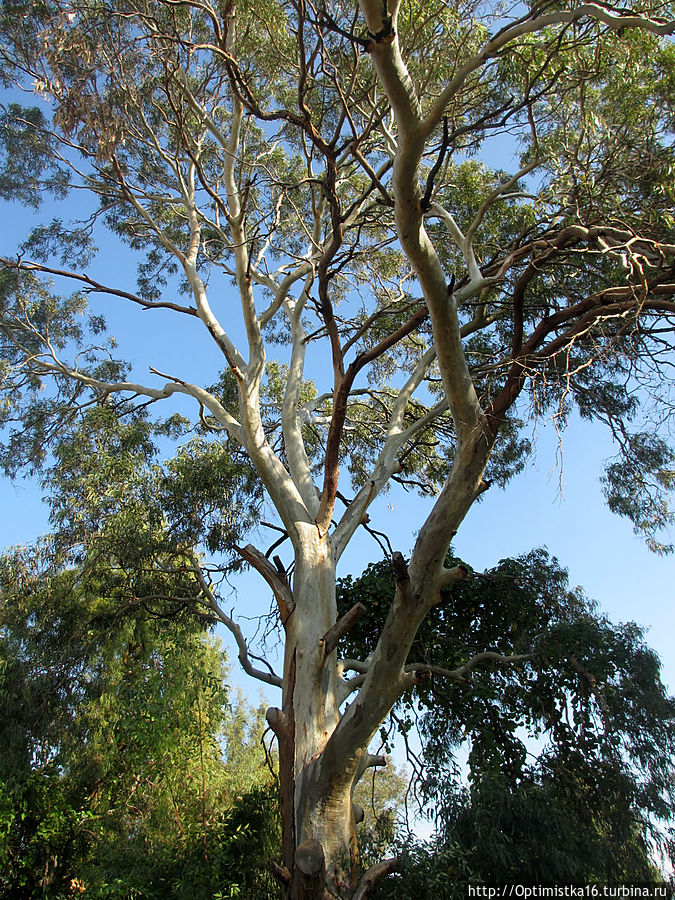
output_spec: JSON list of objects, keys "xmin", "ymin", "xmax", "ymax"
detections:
[
  {"xmin": 437, "ymin": 758, "xmax": 664, "ymax": 883},
  {"xmin": 42, "ymin": 403, "xmax": 262, "ymax": 568},
  {"xmin": 374, "ymin": 756, "xmax": 670, "ymax": 897},
  {"xmin": 375, "ymin": 762, "xmax": 669, "ymax": 898},
  {"xmin": 20, "ymin": 219, "xmax": 97, "ymax": 268},
  {"xmin": 0, "ymin": 268, "xmax": 129, "ymax": 477},
  {"xmin": 0, "ymin": 405, "xmax": 274, "ymax": 897},
  {"xmin": 0, "ymin": 541, "xmax": 280, "ymax": 899},
  {"xmin": 0, "ymin": 2, "xmax": 674, "ymax": 895},
  {"xmin": 338, "ymin": 550, "xmax": 675, "ymax": 889},
  {"xmin": 0, "ymin": 104, "xmax": 70, "ymax": 207},
  {"xmin": 372, "ymin": 834, "xmax": 476, "ymax": 900},
  {"xmin": 603, "ymin": 432, "xmax": 675, "ymax": 555}
]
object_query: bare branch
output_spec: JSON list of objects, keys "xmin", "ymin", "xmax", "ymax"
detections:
[
  {"xmin": 452, "ymin": 651, "xmax": 535, "ymax": 680},
  {"xmin": 321, "ymin": 603, "xmax": 367, "ymax": 658},
  {"xmin": 236, "ymin": 543, "xmax": 294, "ymax": 625},
  {"xmin": 0, "ymin": 257, "xmax": 198, "ymax": 316},
  {"xmin": 402, "ymin": 652, "xmax": 535, "ymax": 691},
  {"xmin": 36, "ymin": 359, "xmax": 244, "ymax": 441},
  {"xmin": 190, "ymin": 561, "xmax": 282, "ymax": 689}
]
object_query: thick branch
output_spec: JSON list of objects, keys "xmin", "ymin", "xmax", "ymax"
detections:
[
  {"xmin": 315, "ymin": 305, "xmax": 429, "ymax": 534},
  {"xmin": 404, "ymin": 652, "xmax": 535, "ymax": 689},
  {"xmin": 359, "ymin": 0, "xmax": 487, "ymax": 450},
  {"xmin": 280, "ymin": 267, "xmax": 321, "ymax": 517},
  {"xmin": 353, "ymin": 751, "xmax": 386, "ymax": 788},
  {"xmin": 489, "ymin": 285, "xmax": 675, "ymax": 424},
  {"xmin": 333, "ymin": 346, "xmax": 440, "ymax": 558},
  {"xmin": 451, "ymin": 651, "xmax": 535, "ymax": 680},
  {"xmin": 353, "ymin": 857, "xmax": 399, "ymax": 900},
  {"xmin": 236, "ymin": 543, "xmax": 294, "ymax": 625},
  {"xmin": 321, "ymin": 603, "xmax": 367, "ymax": 658},
  {"xmin": 423, "ymin": 5, "xmax": 674, "ymax": 135}
]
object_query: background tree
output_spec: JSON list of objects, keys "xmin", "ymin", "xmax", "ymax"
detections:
[
  {"xmin": 1, "ymin": 0, "xmax": 674, "ymax": 895},
  {"xmin": 338, "ymin": 551, "xmax": 675, "ymax": 892},
  {"xmin": 0, "ymin": 408, "xmax": 277, "ymax": 898},
  {"xmin": 0, "ymin": 536, "xmax": 281, "ymax": 899}
]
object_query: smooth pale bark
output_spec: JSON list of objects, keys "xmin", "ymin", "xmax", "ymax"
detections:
[
  {"xmin": 271, "ymin": 527, "xmax": 360, "ymax": 897},
  {"xmin": 265, "ymin": 5, "xmax": 501, "ymax": 890}
]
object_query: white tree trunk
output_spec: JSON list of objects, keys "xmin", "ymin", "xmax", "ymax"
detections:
[{"xmin": 267, "ymin": 527, "xmax": 365, "ymax": 897}]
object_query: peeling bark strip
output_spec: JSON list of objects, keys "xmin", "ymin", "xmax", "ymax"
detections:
[
  {"xmin": 0, "ymin": 257, "xmax": 199, "ymax": 316},
  {"xmin": 392, "ymin": 551, "xmax": 409, "ymax": 585},
  {"xmin": 279, "ymin": 651, "xmax": 297, "ymax": 884}
]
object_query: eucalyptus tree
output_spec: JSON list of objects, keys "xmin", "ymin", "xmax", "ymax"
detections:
[{"xmin": 1, "ymin": 0, "xmax": 674, "ymax": 896}]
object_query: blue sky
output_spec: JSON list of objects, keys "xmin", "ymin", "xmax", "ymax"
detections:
[{"xmin": 1, "ymin": 86, "xmax": 674, "ymax": 857}]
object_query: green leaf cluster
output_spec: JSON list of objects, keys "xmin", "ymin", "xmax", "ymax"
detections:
[
  {"xmin": 0, "ymin": 541, "xmax": 278, "ymax": 898},
  {"xmin": 338, "ymin": 549, "xmax": 675, "ymax": 887}
]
